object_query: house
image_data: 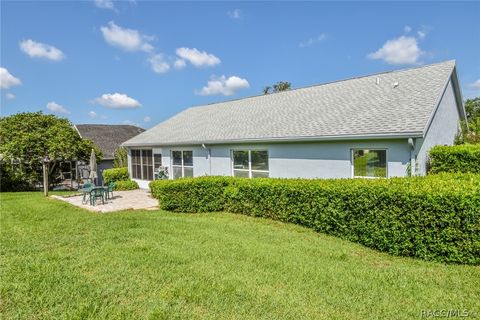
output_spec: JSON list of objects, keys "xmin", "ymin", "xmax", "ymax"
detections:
[
  {"xmin": 122, "ymin": 60, "xmax": 466, "ymax": 189},
  {"xmin": 75, "ymin": 124, "xmax": 145, "ymax": 185}
]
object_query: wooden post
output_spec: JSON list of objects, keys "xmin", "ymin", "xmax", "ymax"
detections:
[{"xmin": 43, "ymin": 161, "xmax": 49, "ymax": 197}]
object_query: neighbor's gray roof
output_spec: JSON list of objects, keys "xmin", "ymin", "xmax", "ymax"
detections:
[
  {"xmin": 76, "ymin": 124, "xmax": 145, "ymax": 159},
  {"xmin": 123, "ymin": 60, "xmax": 461, "ymax": 147}
]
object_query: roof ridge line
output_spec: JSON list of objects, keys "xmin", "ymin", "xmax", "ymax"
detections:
[{"xmin": 184, "ymin": 59, "xmax": 456, "ymax": 110}]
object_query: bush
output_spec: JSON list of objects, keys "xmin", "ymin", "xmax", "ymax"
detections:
[
  {"xmin": 113, "ymin": 180, "xmax": 139, "ymax": 191},
  {"xmin": 103, "ymin": 167, "xmax": 129, "ymax": 184},
  {"xmin": 150, "ymin": 176, "xmax": 234, "ymax": 212},
  {"xmin": 150, "ymin": 174, "xmax": 480, "ymax": 265},
  {"xmin": 428, "ymin": 145, "xmax": 480, "ymax": 174}
]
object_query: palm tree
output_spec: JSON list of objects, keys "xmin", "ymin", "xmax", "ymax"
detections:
[
  {"xmin": 263, "ymin": 81, "xmax": 292, "ymax": 94},
  {"xmin": 263, "ymin": 86, "xmax": 272, "ymax": 95}
]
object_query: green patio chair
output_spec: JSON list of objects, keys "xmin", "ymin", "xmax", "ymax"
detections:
[
  {"xmin": 106, "ymin": 182, "xmax": 115, "ymax": 200},
  {"xmin": 89, "ymin": 187, "xmax": 105, "ymax": 206}
]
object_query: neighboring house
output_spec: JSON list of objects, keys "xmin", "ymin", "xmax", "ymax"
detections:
[
  {"xmin": 122, "ymin": 60, "xmax": 466, "ymax": 189},
  {"xmin": 75, "ymin": 124, "xmax": 145, "ymax": 185}
]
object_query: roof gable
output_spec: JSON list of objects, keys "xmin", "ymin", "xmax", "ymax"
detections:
[
  {"xmin": 76, "ymin": 124, "xmax": 145, "ymax": 159},
  {"xmin": 124, "ymin": 60, "xmax": 458, "ymax": 147}
]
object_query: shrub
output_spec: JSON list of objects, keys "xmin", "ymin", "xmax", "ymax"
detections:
[
  {"xmin": 103, "ymin": 167, "xmax": 129, "ymax": 184},
  {"xmin": 113, "ymin": 180, "xmax": 139, "ymax": 191},
  {"xmin": 428, "ymin": 144, "xmax": 480, "ymax": 174},
  {"xmin": 150, "ymin": 174, "xmax": 480, "ymax": 265},
  {"xmin": 113, "ymin": 147, "xmax": 128, "ymax": 168},
  {"xmin": 150, "ymin": 176, "xmax": 234, "ymax": 212}
]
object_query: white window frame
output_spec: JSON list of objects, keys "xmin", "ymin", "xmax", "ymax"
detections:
[
  {"xmin": 231, "ymin": 149, "xmax": 269, "ymax": 178},
  {"xmin": 130, "ymin": 149, "xmax": 154, "ymax": 181},
  {"xmin": 351, "ymin": 148, "xmax": 388, "ymax": 179},
  {"xmin": 170, "ymin": 150, "xmax": 193, "ymax": 179}
]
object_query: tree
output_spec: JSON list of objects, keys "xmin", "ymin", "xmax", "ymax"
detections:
[
  {"xmin": 455, "ymin": 97, "xmax": 480, "ymax": 144},
  {"xmin": 113, "ymin": 147, "xmax": 128, "ymax": 168},
  {"xmin": 263, "ymin": 81, "xmax": 292, "ymax": 94},
  {"xmin": 0, "ymin": 112, "xmax": 102, "ymax": 190}
]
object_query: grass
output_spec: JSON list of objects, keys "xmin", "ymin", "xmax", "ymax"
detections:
[{"xmin": 1, "ymin": 192, "xmax": 479, "ymax": 319}]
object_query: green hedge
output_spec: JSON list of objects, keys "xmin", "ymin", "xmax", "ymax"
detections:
[
  {"xmin": 150, "ymin": 175, "xmax": 480, "ymax": 265},
  {"xmin": 428, "ymin": 144, "xmax": 480, "ymax": 174},
  {"xmin": 103, "ymin": 167, "xmax": 129, "ymax": 184},
  {"xmin": 114, "ymin": 180, "xmax": 139, "ymax": 191},
  {"xmin": 150, "ymin": 177, "xmax": 234, "ymax": 212}
]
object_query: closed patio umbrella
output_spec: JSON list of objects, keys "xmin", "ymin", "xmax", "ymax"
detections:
[{"xmin": 89, "ymin": 149, "xmax": 98, "ymax": 185}]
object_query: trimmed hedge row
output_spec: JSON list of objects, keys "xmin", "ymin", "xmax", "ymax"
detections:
[
  {"xmin": 114, "ymin": 180, "xmax": 139, "ymax": 191},
  {"xmin": 428, "ymin": 144, "xmax": 480, "ymax": 174},
  {"xmin": 150, "ymin": 177, "xmax": 234, "ymax": 212},
  {"xmin": 150, "ymin": 175, "xmax": 480, "ymax": 265},
  {"xmin": 103, "ymin": 167, "xmax": 129, "ymax": 184}
]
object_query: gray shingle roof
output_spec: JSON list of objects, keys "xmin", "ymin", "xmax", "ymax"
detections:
[
  {"xmin": 123, "ymin": 60, "xmax": 459, "ymax": 147},
  {"xmin": 76, "ymin": 124, "xmax": 145, "ymax": 159}
]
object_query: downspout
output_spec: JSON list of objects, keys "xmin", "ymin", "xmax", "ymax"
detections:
[
  {"xmin": 202, "ymin": 144, "xmax": 212, "ymax": 176},
  {"xmin": 408, "ymin": 138, "xmax": 416, "ymax": 176}
]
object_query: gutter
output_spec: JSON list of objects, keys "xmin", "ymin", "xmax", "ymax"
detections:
[{"xmin": 121, "ymin": 131, "xmax": 424, "ymax": 148}]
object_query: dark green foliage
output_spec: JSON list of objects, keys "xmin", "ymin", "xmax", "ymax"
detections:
[
  {"xmin": 0, "ymin": 162, "xmax": 35, "ymax": 191},
  {"xmin": 428, "ymin": 144, "xmax": 480, "ymax": 174},
  {"xmin": 113, "ymin": 180, "xmax": 139, "ymax": 191},
  {"xmin": 150, "ymin": 175, "xmax": 480, "ymax": 265},
  {"xmin": 456, "ymin": 97, "xmax": 480, "ymax": 144},
  {"xmin": 150, "ymin": 176, "xmax": 235, "ymax": 212},
  {"xmin": 113, "ymin": 147, "xmax": 128, "ymax": 168},
  {"xmin": 0, "ymin": 112, "xmax": 102, "ymax": 191},
  {"xmin": 103, "ymin": 167, "xmax": 129, "ymax": 184},
  {"xmin": 263, "ymin": 81, "xmax": 292, "ymax": 94}
]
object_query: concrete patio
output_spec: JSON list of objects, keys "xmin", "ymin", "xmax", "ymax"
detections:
[{"xmin": 51, "ymin": 189, "xmax": 159, "ymax": 213}]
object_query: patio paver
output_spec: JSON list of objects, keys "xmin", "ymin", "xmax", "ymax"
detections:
[{"xmin": 51, "ymin": 189, "xmax": 158, "ymax": 213}]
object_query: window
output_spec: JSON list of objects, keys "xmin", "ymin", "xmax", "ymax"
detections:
[
  {"xmin": 142, "ymin": 150, "xmax": 153, "ymax": 180},
  {"xmin": 352, "ymin": 149, "xmax": 387, "ymax": 178},
  {"xmin": 171, "ymin": 150, "xmax": 193, "ymax": 179},
  {"xmin": 232, "ymin": 150, "xmax": 269, "ymax": 178},
  {"xmin": 154, "ymin": 154, "xmax": 162, "ymax": 170},
  {"xmin": 131, "ymin": 149, "xmax": 153, "ymax": 180},
  {"xmin": 131, "ymin": 150, "xmax": 141, "ymax": 179}
]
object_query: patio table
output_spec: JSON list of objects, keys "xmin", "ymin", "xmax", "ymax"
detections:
[{"xmin": 89, "ymin": 186, "xmax": 109, "ymax": 206}]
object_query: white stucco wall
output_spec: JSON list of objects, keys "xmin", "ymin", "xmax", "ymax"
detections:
[
  {"xmin": 130, "ymin": 139, "xmax": 412, "ymax": 188},
  {"xmin": 415, "ymin": 79, "xmax": 461, "ymax": 175}
]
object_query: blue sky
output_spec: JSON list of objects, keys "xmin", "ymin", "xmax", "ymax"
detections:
[{"xmin": 1, "ymin": 1, "xmax": 479, "ymax": 128}]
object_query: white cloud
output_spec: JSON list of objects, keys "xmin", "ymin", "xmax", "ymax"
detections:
[
  {"xmin": 143, "ymin": 116, "xmax": 151, "ymax": 123},
  {"xmin": 368, "ymin": 36, "xmax": 424, "ymax": 65},
  {"xmin": 46, "ymin": 102, "xmax": 70, "ymax": 114},
  {"xmin": 227, "ymin": 9, "xmax": 241, "ymax": 19},
  {"xmin": 174, "ymin": 58, "xmax": 187, "ymax": 69},
  {"xmin": 100, "ymin": 21, "xmax": 154, "ymax": 53},
  {"xmin": 20, "ymin": 39, "xmax": 65, "ymax": 61},
  {"xmin": 417, "ymin": 30, "xmax": 426, "ymax": 39},
  {"xmin": 196, "ymin": 75, "xmax": 250, "ymax": 96},
  {"xmin": 469, "ymin": 79, "xmax": 480, "ymax": 90},
  {"xmin": 88, "ymin": 111, "xmax": 97, "ymax": 118},
  {"xmin": 0, "ymin": 68, "xmax": 22, "ymax": 89},
  {"xmin": 6, "ymin": 93, "xmax": 15, "ymax": 100},
  {"xmin": 92, "ymin": 93, "xmax": 141, "ymax": 108},
  {"xmin": 299, "ymin": 33, "xmax": 327, "ymax": 48},
  {"xmin": 148, "ymin": 54, "xmax": 170, "ymax": 74},
  {"xmin": 122, "ymin": 119, "xmax": 140, "ymax": 127},
  {"xmin": 404, "ymin": 25, "xmax": 412, "ymax": 33},
  {"xmin": 176, "ymin": 47, "xmax": 221, "ymax": 67},
  {"xmin": 94, "ymin": 0, "xmax": 116, "ymax": 11}
]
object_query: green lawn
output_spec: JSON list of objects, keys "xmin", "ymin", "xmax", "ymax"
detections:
[{"xmin": 1, "ymin": 192, "xmax": 479, "ymax": 319}]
